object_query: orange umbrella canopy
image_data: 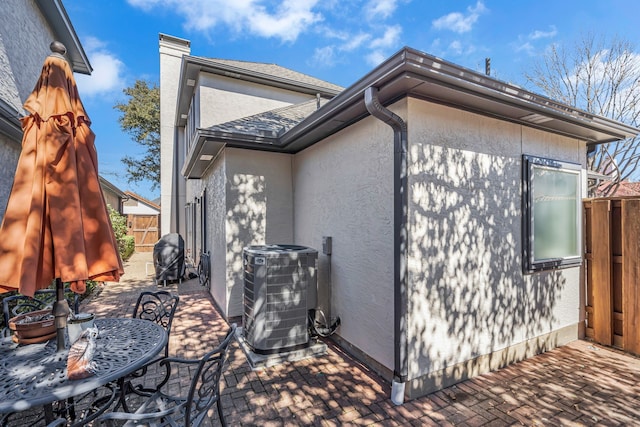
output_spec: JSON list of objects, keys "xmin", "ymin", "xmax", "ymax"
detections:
[{"xmin": 0, "ymin": 47, "xmax": 123, "ymax": 297}]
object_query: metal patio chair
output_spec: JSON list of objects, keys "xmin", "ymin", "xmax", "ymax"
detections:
[
  {"xmin": 132, "ymin": 290, "xmax": 180, "ymax": 358},
  {"xmin": 95, "ymin": 324, "xmax": 237, "ymax": 427},
  {"xmin": 197, "ymin": 250, "xmax": 211, "ymax": 291},
  {"xmin": 112, "ymin": 291, "xmax": 180, "ymax": 413},
  {"xmin": 2, "ymin": 288, "xmax": 79, "ymax": 337}
]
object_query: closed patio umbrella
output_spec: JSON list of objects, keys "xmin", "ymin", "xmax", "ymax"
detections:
[{"xmin": 0, "ymin": 42, "xmax": 124, "ymax": 350}]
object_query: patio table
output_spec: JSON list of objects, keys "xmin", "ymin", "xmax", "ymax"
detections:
[{"xmin": 0, "ymin": 318, "xmax": 167, "ymax": 424}]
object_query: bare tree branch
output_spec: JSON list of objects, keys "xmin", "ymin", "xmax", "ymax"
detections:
[{"xmin": 525, "ymin": 34, "xmax": 640, "ymax": 196}]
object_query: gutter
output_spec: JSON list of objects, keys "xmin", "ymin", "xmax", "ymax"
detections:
[
  {"xmin": 0, "ymin": 99, "xmax": 23, "ymax": 141},
  {"xmin": 35, "ymin": 0, "xmax": 92, "ymax": 74},
  {"xmin": 364, "ymin": 87, "xmax": 409, "ymax": 405}
]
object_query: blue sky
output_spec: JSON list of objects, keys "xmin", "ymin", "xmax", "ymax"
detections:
[{"xmin": 61, "ymin": 0, "xmax": 640, "ymax": 200}]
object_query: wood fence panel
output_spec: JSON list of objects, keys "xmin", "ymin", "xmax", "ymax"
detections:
[
  {"xmin": 591, "ymin": 200, "xmax": 612, "ymax": 346},
  {"xmin": 127, "ymin": 214, "xmax": 159, "ymax": 253},
  {"xmin": 622, "ymin": 199, "xmax": 640, "ymax": 354},
  {"xmin": 611, "ymin": 201, "xmax": 623, "ymax": 347},
  {"xmin": 584, "ymin": 203, "xmax": 594, "ymax": 339}
]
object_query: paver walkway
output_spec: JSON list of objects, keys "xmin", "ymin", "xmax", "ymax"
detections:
[{"xmin": 13, "ymin": 252, "xmax": 640, "ymax": 426}]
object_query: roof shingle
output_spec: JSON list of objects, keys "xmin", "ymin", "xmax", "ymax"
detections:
[
  {"xmin": 205, "ymin": 98, "xmax": 330, "ymax": 139},
  {"xmin": 193, "ymin": 57, "xmax": 344, "ymax": 93}
]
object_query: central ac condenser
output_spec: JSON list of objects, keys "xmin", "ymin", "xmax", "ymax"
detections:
[{"xmin": 243, "ymin": 245, "xmax": 318, "ymax": 354}]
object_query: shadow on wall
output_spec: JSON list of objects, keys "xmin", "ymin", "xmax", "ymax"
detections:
[
  {"xmin": 408, "ymin": 144, "xmax": 567, "ymax": 391},
  {"xmin": 226, "ymin": 173, "xmax": 266, "ymax": 315}
]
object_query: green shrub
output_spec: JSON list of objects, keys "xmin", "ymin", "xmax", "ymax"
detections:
[
  {"xmin": 121, "ymin": 235, "xmax": 135, "ymax": 260},
  {"xmin": 108, "ymin": 205, "xmax": 134, "ymax": 261}
]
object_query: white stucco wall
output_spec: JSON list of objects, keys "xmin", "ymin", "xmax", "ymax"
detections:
[
  {"xmin": 0, "ymin": 0, "xmax": 59, "ymax": 223},
  {"xmin": 198, "ymin": 152, "xmax": 228, "ymax": 311},
  {"xmin": 406, "ymin": 98, "xmax": 584, "ymax": 381},
  {"xmin": 199, "ymin": 148, "xmax": 294, "ymax": 317},
  {"xmin": 293, "ymin": 114, "xmax": 395, "ymax": 370},
  {"xmin": 0, "ymin": 134, "xmax": 20, "ymax": 220},
  {"xmin": 0, "ymin": 0, "xmax": 56, "ymax": 108},
  {"xmin": 198, "ymin": 74, "xmax": 315, "ymax": 128}
]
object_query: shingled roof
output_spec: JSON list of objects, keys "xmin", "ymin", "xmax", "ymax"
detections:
[
  {"xmin": 204, "ymin": 98, "xmax": 331, "ymax": 140},
  {"xmin": 192, "ymin": 57, "xmax": 344, "ymax": 93}
]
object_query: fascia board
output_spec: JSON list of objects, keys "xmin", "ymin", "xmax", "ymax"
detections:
[{"xmin": 35, "ymin": 0, "xmax": 92, "ymax": 74}]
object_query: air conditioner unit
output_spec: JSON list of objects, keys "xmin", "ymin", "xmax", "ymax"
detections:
[{"xmin": 243, "ymin": 245, "xmax": 318, "ymax": 354}]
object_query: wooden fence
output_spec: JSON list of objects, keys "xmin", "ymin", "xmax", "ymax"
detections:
[
  {"xmin": 127, "ymin": 214, "xmax": 159, "ymax": 253},
  {"xmin": 584, "ymin": 198, "xmax": 640, "ymax": 355}
]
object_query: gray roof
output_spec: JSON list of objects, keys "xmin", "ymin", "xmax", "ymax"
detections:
[
  {"xmin": 182, "ymin": 46, "xmax": 640, "ymax": 178},
  {"xmin": 176, "ymin": 55, "xmax": 343, "ymax": 129},
  {"xmin": 193, "ymin": 57, "xmax": 343, "ymax": 93},
  {"xmin": 205, "ymin": 98, "xmax": 329, "ymax": 140}
]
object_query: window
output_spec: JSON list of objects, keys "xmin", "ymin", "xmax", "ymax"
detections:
[{"xmin": 522, "ymin": 155, "xmax": 582, "ymax": 272}]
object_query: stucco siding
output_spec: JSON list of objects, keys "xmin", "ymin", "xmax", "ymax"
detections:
[
  {"xmin": 293, "ymin": 115, "xmax": 395, "ymax": 371},
  {"xmin": 196, "ymin": 152, "xmax": 228, "ymax": 313},
  {"xmin": 222, "ymin": 148, "xmax": 294, "ymax": 317},
  {"xmin": 0, "ymin": 135, "xmax": 20, "ymax": 220},
  {"xmin": 0, "ymin": 0, "xmax": 56, "ymax": 108},
  {"xmin": 406, "ymin": 98, "xmax": 584, "ymax": 382},
  {"xmin": 0, "ymin": 1, "xmax": 59, "ymax": 224},
  {"xmin": 198, "ymin": 73, "xmax": 315, "ymax": 128}
]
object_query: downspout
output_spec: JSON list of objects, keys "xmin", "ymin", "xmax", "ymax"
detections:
[{"xmin": 364, "ymin": 87, "xmax": 409, "ymax": 405}]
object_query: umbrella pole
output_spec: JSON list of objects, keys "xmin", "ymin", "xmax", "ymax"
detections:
[{"xmin": 53, "ymin": 278, "xmax": 70, "ymax": 351}]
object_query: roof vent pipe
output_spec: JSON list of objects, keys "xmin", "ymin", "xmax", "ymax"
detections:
[{"xmin": 364, "ymin": 86, "xmax": 409, "ymax": 405}]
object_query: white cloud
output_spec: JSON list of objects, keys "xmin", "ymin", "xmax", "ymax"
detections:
[
  {"xmin": 342, "ymin": 33, "xmax": 372, "ymax": 51},
  {"xmin": 529, "ymin": 26, "xmax": 557, "ymax": 40},
  {"xmin": 511, "ymin": 25, "xmax": 558, "ymax": 56},
  {"xmin": 364, "ymin": 0, "xmax": 399, "ymax": 20},
  {"xmin": 366, "ymin": 50, "xmax": 387, "ymax": 67},
  {"xmin": 514, "ymin": 42, "xmax": 534, "ymax": 54},
  {"xmin": 366, "ymin": 25, "xmax": 402, "ymax": 66},
  {"xmin": 128, "ymin": 0, "xmax": 322, "ymax": 42},
  {"xmin": 432, "ymin": 1, "xmax": 487, "ymax": 34},
  {"xmin": 74, "ymin": 37, "xmax": 125, "ymax": 97},
  {"xmin": 370, "ymin": 25, "xmax": 402, "ymax": 49},
  {"xmin": 311, "ymin": 46, "xmax": 336, "ymax": 67},
  {"xmin": 449, "ymin": 40, "xmax": 463, "ymax": 55}
]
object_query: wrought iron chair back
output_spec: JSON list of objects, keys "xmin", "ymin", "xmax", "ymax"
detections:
[
  {"xmin": 185, "ymin": 323, "xmax": 236, "ymax": 426},
  {"xmin": 33, "ymin": 288, "xmax": 80, "ymax": 314},
  {"xmin": 2, "ymin": 288, "xmax": 79, "ymax": 335},
  {"xmin": 95, "ymin": 323, "xmax": 237, "ymax": 427},
  {"xmin": 132, "ymin": 291, "xmax": 179, "ymax": 357}
]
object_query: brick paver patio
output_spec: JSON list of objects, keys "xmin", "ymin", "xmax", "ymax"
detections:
[{"xmin": 12, "ymin": 252, "xmax": 640, "ymax": 426}]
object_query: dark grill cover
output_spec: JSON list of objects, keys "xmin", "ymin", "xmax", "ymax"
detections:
[{"xmin": 153, "ymin": 233, "xmax": 185, "ymax": 282}]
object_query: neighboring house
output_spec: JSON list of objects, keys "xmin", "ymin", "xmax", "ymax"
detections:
[
  {"xmin": 0, "ymin": 0, "xmax": 91, "ymax": 223},
  {"xmin": 596, "ymin": 180, "xmax": 640, "ymax": 197},
  {"xmin": 159, "ymin": 35, "xmax": 639, "ymax": 400},
  {"xmin": 123, "ymin": 191, "xmax": 160, "ymax": 253},
  {"xmin": 99, "ymin": 176, "xmax": 126, "ymax": 214}
]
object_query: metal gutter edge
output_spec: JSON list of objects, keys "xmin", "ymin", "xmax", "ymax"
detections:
[
  {"xmin": 35, "ymin": 0, "xmax": 92, "ymax": 74},
  {"xmin": 364, "ymin": 86, "xmax": 409, "ymax": 405},
  {"xmin": 0, "ymin": 99, "xmax": 23, "ymax": 141},
  {"xmin": 280, "ymin": 50, "xmax": 408, "ymax": 149}
]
